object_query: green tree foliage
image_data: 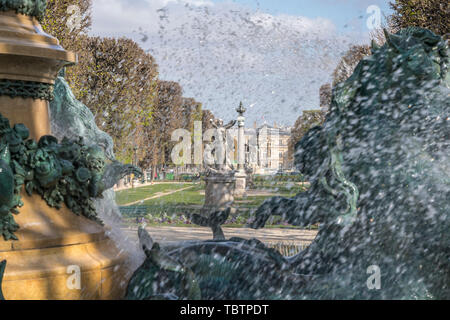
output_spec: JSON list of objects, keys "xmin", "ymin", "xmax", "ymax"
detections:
[
  {"xmin": 42, "ymin": 0, "xmax": 92, "ymax": 48},
  {"xmin": 41, "ymin": 0, "xmax": 93, "ymax": 96},
  {"xmin": 181, "ymin": 97, "xmax": 203, "ymax": 132},
  {"xmin": 41, "ymin": 0, "xmax": 208, "ymax": 170},
  {"xmin": 158, "ymin": 81, "xmax": 184, "ymax": 166},
  {"xmin": 141, "ymin": 81, "xmax": 183, "ymax": 171},
  {"xmin": 73, "ymin": 36, "xmax": 158, "ymax": 162},
  {"xmin": 41, "ymin": 1, "xmax": 158, "ymax": 162},
  {"xmin": 389, "ymin": 0, "xmax": 449, "ymax": 38},
  {"xmin": 201, "ymin": 109, "xmax": 216, "ymax": 133}
]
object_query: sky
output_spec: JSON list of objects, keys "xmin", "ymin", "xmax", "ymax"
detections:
[{"xmin": 90, "ymin": 0, "xmax": 393, "ymax": 127}]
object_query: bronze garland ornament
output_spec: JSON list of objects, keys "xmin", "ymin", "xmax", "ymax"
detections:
[
  {"xmin": 0, "ymin": 0, "xmax": 47, "ymax": 20},
  {"xmin": 0, "ymin": 112, "xmax": 121, "ymax": 240},
  {"xmin": 0, "ymin": 79, "xmax": 54, "ymax": 101}
]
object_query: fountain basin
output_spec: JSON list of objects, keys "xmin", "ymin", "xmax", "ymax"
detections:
[{"xmin": 0, "ymin": 192, "xmax": 130, "ymax": 299}]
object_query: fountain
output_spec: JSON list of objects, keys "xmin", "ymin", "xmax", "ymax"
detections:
[
  {"xmin": 0, "ymin": 1, "xmax": 141, "ymax": 299},
  {"xmin": 189, "ymin": 103, "xmax": 251, "ymax": 240},
  {"xmin": 1, "ymin": 1, "xmax": 447, "ymax": 300},
  {"xmin": 126, "ymin": 27, "xmax": 449, "ymax": 300}
]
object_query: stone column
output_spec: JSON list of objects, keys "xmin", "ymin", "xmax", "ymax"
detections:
[
  {"xmin": 234, "ymin": 102, "xmax": 247, "ymax": 197},
  {"xmin": 237, "ymin": 117, "xmax": 245, "ymax": 170},
  {"xmin": 0, "ymin": 2, "xmax": 129, "ymax": 300}
]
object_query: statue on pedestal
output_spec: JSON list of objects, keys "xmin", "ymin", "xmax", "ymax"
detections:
[
  {"xmin": 191, "ymin": 118, "xmax": 238, "ymax": 240},
  {"xmin": 205, "ymin": 118, "xmax": 236, "ymax": 174}
]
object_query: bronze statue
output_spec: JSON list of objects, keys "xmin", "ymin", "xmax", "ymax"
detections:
[
  {"xmin": 0, "ymin": 112, "xmax": 142, "ymax": 240},
  {"xmin": 126, "ymin": 28, "xmax": 450, "ymax": 300}
]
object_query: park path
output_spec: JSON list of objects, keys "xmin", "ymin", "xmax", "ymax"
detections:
[
  {"xmin": 121, "ymin": 185, "xmax": 195, "ymax": 206},
  {"xmin": 122, "ymin": 226, "xmax": 317, "ymax": 247},
  {"xmin": 114, "ymin": 181, "xmax": 193, "ymax": 192}
]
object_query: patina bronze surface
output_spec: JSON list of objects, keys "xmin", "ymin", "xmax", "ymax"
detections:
[
  {"xmin": 0, "ymin": 0, "xmax": 47, "ymax": 20},
  {"xmin": 126, "ymin": 28, "xmax": 449, "ymax": 300}
]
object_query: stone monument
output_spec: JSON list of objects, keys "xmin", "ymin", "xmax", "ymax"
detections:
[
  {"xmin": 0, "ymin": 1, "xmax": 135, "ymax": 299},
  {"xmin": 190, "ymin": 118, "xmax": 236, "ymax": 240}
]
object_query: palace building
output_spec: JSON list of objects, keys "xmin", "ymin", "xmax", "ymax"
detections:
[{"xmin": 231, "ymin": 122, "xmax": 293, "ymax": 174}]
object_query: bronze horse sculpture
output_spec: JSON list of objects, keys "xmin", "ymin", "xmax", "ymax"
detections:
[{"xmin": 126, "ymin": 28, "xmax": 449, "ymax": 300}]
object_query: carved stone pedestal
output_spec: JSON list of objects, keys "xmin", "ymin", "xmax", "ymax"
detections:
[
  {"xmin": 1, "ymin": 194, "xmax": 131, "ymax": 300},
  {"xmin": 234, "ymin": 170, "xmax": 247, "ymax": 197},
  {"xmin": 202, "ymin": 172, "xmax": 235, "ymax": 214},
  {"xmin": 190, "ymin": 172, "xmax": 236, "ymax": 240}
]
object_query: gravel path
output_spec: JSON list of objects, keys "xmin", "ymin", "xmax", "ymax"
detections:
[{"xmin": 122, "ymin": 226, "xmax": 317, "ymax": 246}]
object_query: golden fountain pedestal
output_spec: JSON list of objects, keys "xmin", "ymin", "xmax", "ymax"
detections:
[{"xmin": 0, "ymin": 11, "xmax": 130, "ymax": 299}]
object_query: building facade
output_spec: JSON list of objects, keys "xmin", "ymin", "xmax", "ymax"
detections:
[{"xmin": 235, "ymin": 123, "xmax": 293, "ymax": 175}]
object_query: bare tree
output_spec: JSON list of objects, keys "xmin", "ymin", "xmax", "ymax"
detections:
[{"xmin": 332, "ymin": 45, "xmax": 371, "ymax": 87}]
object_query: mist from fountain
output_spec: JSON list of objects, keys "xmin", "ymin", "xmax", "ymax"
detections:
[{"xmin": 49, "ymin": 75, "xmax": 146, "ymax": 273}]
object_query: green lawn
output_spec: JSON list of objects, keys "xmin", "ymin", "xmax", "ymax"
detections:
[
  {"xmin": 140, "ymin": 186, "xmax": 297, "ymax": 209},
  {"xmin": 250, "ymin": 181, "xmax": 308, "ymax": 194},
  {"xmin": 117, "ymin": 182, "xmax": 311, "ymax": 228},
  {"xmin": 115, "ymin": 183, "xmax": 194, "ymax": 205},
  {"xmin": 235, "ymin": 194, "xmax": 297, "ymax": 208},
  {"xmin": 142, "ymin": 184, "xmax": 205, "ymax": 206},
  {"xmin": 116, "ymin": 180, "xmax": 303, "ymax": 207}
]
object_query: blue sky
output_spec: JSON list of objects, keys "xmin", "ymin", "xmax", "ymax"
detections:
[
  {"xmin": 91, "ymin": 0, "xmax": 393, "ymax": 126},
  {"xmin": 214, "ymin": 0, "xmax": 392, "ymax": 32}
]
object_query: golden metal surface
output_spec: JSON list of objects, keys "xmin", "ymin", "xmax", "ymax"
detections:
[{"xmin": 0, "ymin": 11, "xmax": 129, "ymax": 300}]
